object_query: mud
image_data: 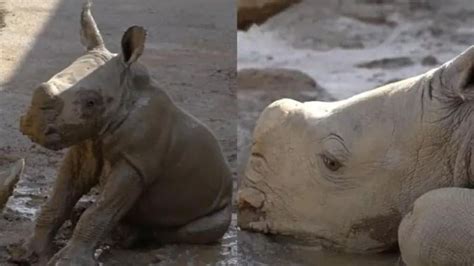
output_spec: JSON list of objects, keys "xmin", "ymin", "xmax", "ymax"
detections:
[
  {"xmin": 0, "ymin": 0, "xmax": 5, "ymax": 30},
  {"xmin": 350, "ymin": 209, "xmax": 401, "ymax": 249},
  {"xmin": 0, "ymin": 11, "xmax": 5, "ymax": 29}
]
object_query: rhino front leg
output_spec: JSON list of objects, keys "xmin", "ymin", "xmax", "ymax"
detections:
[
  {"xmin": 398, "ymin": 187, "xmax": 474, "ymax": 266},
  {"xmin": 48, "ymin": 159, "xmax": 142, "ymax": 266},
  {"xmin": 0, "ymin": 156, "xmax": 24, "ymax": 209},
  {"xmin": 9, "ymin": 145, "xmax": 99, "ymax": 264}
]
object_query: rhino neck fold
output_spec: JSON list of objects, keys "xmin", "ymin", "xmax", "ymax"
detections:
[
  {"xmin": 423, "ymin": 69, "xmax": 474, "ymax": 188},
  {"xmin": 98, "ymin": 86, "xmax": 133, "ymax": 138},
  {"xmin": 99, "ymin": 78, "xmax": 177, "ymax": 151},
  {"xmin": 456, "ymin": 130, "xmax": 474, "ymax": 188}
]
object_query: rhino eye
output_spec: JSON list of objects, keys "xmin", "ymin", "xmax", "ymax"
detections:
[
  {"xmin": 85, "ymin": 100, "xmax": 95, "ymax": 108},
  {"xmin": 321, "ymin": 154, "xmax": 342, "ymax": 171}
]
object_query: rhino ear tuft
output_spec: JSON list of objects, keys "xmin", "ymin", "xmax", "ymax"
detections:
[{"xmin": 121, "ymin": 26, "xmax": 147, "ymax": 66}]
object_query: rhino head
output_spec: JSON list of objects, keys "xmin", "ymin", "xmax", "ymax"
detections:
[
  {"xmin": 20, "ymin": 2, "xmax": 148, "ymax": 150},
  {"xmin": 238, "ymin": 47, "xmax": 474, "ymax": 252}
]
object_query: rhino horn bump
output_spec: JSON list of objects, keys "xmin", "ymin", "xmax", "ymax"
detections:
[
  {"xmin": 80, "ymin": 0, "xmax": 105, "ymax": 51},
  {"xmin": 0, "ymin": 158, "xmax": 24, "ymax": 210}
]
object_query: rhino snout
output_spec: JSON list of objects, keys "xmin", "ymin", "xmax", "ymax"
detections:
[
  {"xmin": 19, "ymin": 113, "xmax": 41, "ymax": 140},
  {"xmin": 43, "ymin": 125, "xmax": 58, "ymax": 136},
  {"xmin": 19, "ymin": 112, "xmax": 42, "ymax": 144}
]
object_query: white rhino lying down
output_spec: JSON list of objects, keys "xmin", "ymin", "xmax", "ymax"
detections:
[
  {"xmin": 11, "ymin": 2, "xmax": 232, "ymax": 265},
  {"xmin": 238, "ymin": 45, "xmax": 474, "ymax": 264}
]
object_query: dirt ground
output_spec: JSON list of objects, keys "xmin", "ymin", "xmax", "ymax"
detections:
[
  {"xmin": 0, "ymin": 0, "xmax": 237, "ymax": 265},
  {"xmin": 239, "ymin": 0, "xmax": 474, "ymax": 100}
]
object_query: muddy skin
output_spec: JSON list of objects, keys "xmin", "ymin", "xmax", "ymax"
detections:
[
  {"xmin": 0, "ymin": 10, "xmax": 6, "ymax": 29},
  {"xmin": 349, "ymin": 209, "xmax": 401, "ymax": 250},
  {"xmin": 10, "ymin": 2, "xmax": 232, "ymax": 265}
]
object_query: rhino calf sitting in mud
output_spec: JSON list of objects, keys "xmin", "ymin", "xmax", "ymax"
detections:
[
  {"xmin": 12, "ymin": 3, "xmax": 232, "ymax": 265},
  {"xmin": 238, "ymin": 46, "xmax": 474, "ymax": 264}
]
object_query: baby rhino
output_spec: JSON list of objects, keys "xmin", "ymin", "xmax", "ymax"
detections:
[{"xmin": 13, "ymin": 3, "xmax": 232, "ymax": 266}]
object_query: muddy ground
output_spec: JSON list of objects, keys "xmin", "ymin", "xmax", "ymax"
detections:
[{"xmin": 0, "ymin": 0, "xmax": 238, "ymax": 265}]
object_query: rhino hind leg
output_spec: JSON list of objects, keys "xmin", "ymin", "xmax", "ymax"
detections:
[
  {"xmin": 0, "ymin": 156, "xmax": 24, "ymax": 210},
  {"xmin": 147, "ymin": 204, "xmax": 232, "ymax": 245}
]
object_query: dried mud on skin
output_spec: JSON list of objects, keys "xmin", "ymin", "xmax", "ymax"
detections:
[{"xmin": 0, "ymin": 3, "xmax": 6, "ymax": 29}]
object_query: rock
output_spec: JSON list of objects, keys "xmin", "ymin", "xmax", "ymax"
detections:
[
  {"xmin": 339, "ymin": 0, "xmax": 396, "ymax": 25},
  {"xmin": 421, "ymin": 55, "xmax": 439, "ymax": 66},
  {"xmin": 356, "ymin": 57, "xmax": 414, "ymax": 69},
  {"xmin": 238, "ymin": 0, "xmax": 300, "ymax": 30},
  {"xmin": 237, "ymin": 68, "xmax": 333, "ymax": 176},
  {"xmin": 0, "ymin": 156, "xmax": 24, "ymax": 210}
]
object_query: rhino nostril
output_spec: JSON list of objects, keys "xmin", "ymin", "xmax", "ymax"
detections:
[{"xmin": 44, "ymin": 126, "xmax": 58, "ymax": 135}]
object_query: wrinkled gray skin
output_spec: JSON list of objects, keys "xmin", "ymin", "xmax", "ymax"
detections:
[
  {"xmin": 399, "ymin": 187, "xmax": 474, "ymax": 266},
  {"xmin": 238, "ymin": 45, "xmax": 474, "ymax": 264},
  {"xmin": 13, "ymin": 2, "xmax": 232, "ymax": 266}
]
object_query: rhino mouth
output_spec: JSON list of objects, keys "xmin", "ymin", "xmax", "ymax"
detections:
[
  {"xmin": 26, "ymin": 132, "xmax": 64, "ymax": 151},
  {"xmin": 42, "ymin": 133, "xmax": 64, "ymax": 151},
  {"xmin": 20, "ymin": 119, "xmax": 64, "ymax": 151}
]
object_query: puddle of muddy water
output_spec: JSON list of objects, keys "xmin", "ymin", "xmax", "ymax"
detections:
[
  {"xmin": 3, "ymin": 181, "xmax": 400, "ymax": 266},
  {"xmin": 98, "ymin": 214, "xmax": 399, "ymax": 265},
  {"xmin": 4, "ymin": 174, "xmax": 47, "ymax": 221},
  {"xmin": 237, "ymin": 230, "xmax": 399, "ymax": 266}
]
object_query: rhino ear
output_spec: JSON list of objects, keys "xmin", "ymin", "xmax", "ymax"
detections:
[
  {"xmin": 80, "ymin": 0, "xmax": 105, "ymax": 51},
  {"xmin": 121, "ymin": 26, "xmax": 147, "ymax": 66},
  {"xmin": 443, "ymin": 46, "xmax": 474, "ymax": 100}
]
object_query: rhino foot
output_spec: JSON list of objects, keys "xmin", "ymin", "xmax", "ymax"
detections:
[
  {"xmin": 47, "ymin": 243, "xmax": 98, "ymax": 266},
  {"xmin": 7, "ymin": 241, "xmax": 45, "ymax": 266},
  {"xmin": 108, "ymin": 223, "xmax": 143, "ymax": 249},
  {"xmin": 8, "ymin": 228, "xmax": 56, "ymax": 265}
]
